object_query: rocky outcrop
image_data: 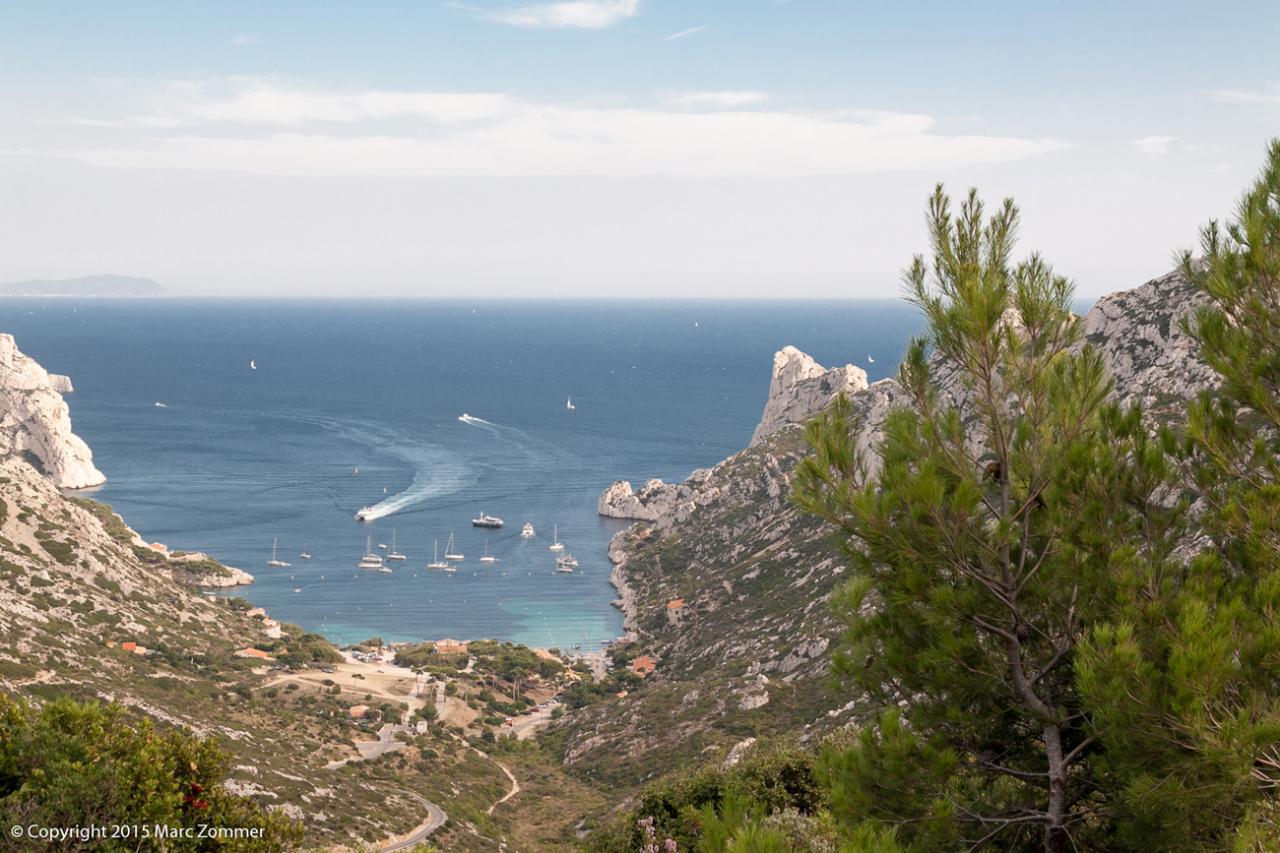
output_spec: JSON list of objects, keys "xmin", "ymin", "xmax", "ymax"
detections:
[
  {"xmin": 750, "ymin": 346, "xmax": 868, "ymax": 446},
  {"xmin": 570, "ymin": 267, "xmax": 1219, "ymax": 786},
  {"xmin": 1084, "ymin": 268, "xmax": 1217, "ymax": 413},
  {"xmin": 0, "ymin": 333, "xmax": 105, "ymax": 489},
  {"xmin": 597, "ymin": 470, "xmax": 714, "ymax": 522}
]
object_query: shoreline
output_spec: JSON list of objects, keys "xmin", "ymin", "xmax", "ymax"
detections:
[{"xmin": 606, "ymin": 529, "xmax": 640, "ymax": 644}]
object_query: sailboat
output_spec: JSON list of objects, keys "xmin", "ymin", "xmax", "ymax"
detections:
[
  {"xmin": 387, "ymin": 529, "xmax": 406, "ymax": 561},
  {"xmin": 427, "ymin": 540, "xmax": 451, "ymax": 571},
  {"xmin": 299, "ymin": 546, "xmax": 312, "ymax": 560},
  {"xmin": 566, "ymin": 397, "xmax": 576, "ymax": 411},
  {"xmin": 549, "ymin": 525, "xmax": 564, "ymax": 552},
  {"xmin": 444, "ymin": 533, "xmax": 464, "ymax": 561},
  {"xmin": 357, "ymin": 535, "xmax": 384, "ymax": 570},
  {"xmin": 267, "ymin": 538, "xmax": 291, "ymax": 567},
  {"xmin": 480, "ymin": 541, "xmax": 498, "ymax": 564}
]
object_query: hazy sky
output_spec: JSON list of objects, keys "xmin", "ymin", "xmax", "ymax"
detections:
[{"xmin": 0, "ymin": 1, "xmax": 1276, "ymax": 298}]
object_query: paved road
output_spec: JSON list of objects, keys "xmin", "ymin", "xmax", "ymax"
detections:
[{"xmin": 383, "ymin": 793, "xmax": 448, "ymax": 851}]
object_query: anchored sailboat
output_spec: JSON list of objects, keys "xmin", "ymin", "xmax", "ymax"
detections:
[
  {"xmin": 480, "ymin": 541, "xmax": 498, "ymax": 564},
  {"xmin": 357, "ymin": 535, "xmax": 384, "ymax": 570},
  {"xmin": 387, "ymin": 529, "xmax": 406, "ymax": 561},
  {"xmin": 444, "ymin": 533, "xmax": 464, "ymax": 561},
  {"xmin": 549, "ymin": 525, "xmax": 564, "ymax": 552},
  {"xmin": 267, "ymin": 538, "xmax": 291, "ymax": 567},
  {"xmin": 427, "ymin": 540, "xmax": 451, "ymax": 571}
]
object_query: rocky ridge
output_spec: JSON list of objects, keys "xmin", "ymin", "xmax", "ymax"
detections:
[
  {"xmin": 0, "ymin": 333, "xmax": 106, "ymax": 490},
  {"xmin": 566, "ymin": 268, "xmax": 1213, "ymax": 786}
]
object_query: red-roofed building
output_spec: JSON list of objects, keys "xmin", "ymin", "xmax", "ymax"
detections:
[
  {"xmin": 631, "ymin": 655, "xmax": 657, "ymax": 677},
  {"xmin": 234, "ymin": 647, "xmax": 275, "ymax": 660}
]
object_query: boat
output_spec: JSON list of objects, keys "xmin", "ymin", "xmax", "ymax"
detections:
[
  {"xmin": 387, "ymin": 529, "xmax": 406, "ymax": 561},
  {"xmin": 555, "ymin": 559, "xmax": 574, "ymax": 574},
  {"xmin": 521, "ymin": 522, "xmax": 536, "ymax": 538},
  {"xmin": 566, "ymin": 397, "xmax": 575, "ymax": 411},
  {"xmin": 357, "ymin": 535, "xmax": 384, "ymax": 570},
  {"xmin": 427, "ymin": 540, "xmax": 450, "ymax": 570},
  {"xmin": 378, "ymin": 566, "xmax": 393, "ymax": 574},
  {"xmin": 249, "ymin": 359, "xmax": 257, "ymax": 370},
  {"xmin": 549, "ymin": 525, "xmax": 564, "ymax": 552},
  {"xmin": 378, "ymin": 543, "xmax": 388, "ymax": 550},
  {"xmin": 267, "ymin": 538, "xmax": 291, "ymax": 567},
  {"xmin": 479, "ymin": 541, "xmax": 498, "ymax": 564},
  {"xmin": 299, "ymin": 546, "xmax": 312, "ymax": 560},
  {"xmin": 355, "ymin": 505, "xmax": 376, "ymax": 521},
  {"xmin": 867, "ymin": 354, "xmax": 875, "ymax": 363},
  {"xmin": 472, "ymin": 512, "xmax": 504, "ymax": 529},
  {"xmin": 556, "ymin": 553, "xmax": 579, "ymax": 570},
  {"xmin": 154, "ymin": 401, "xmax": 167, "ymax": 408},
  {"xmin": 444, "ymin": 533, "xmax": 464, "ymax": 561}
]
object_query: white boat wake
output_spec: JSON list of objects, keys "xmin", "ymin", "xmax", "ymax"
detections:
[{"xmin": 292, "ymin": 415, "xmax": 476, "ymax": 522}]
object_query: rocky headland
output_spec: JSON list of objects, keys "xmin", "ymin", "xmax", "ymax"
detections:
[
  {"xmin": 571, "ymin": 268, "xmax": 1214, "ymax": 786},
  {"xmin": 0, "ymin": 333, "xmax": 106, "ymax": 490}
]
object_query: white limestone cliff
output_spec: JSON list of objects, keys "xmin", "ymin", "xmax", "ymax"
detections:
[
  {"xmin": 0, "ymin": 333, "xmax": 106, "ymax": 489},
  {"xmin": 750, "ymin": 346, "xmax": 868, "ymax": 446}
]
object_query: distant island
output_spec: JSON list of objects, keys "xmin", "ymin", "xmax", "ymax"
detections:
[{"xmin": 0, "ymin": 274, "xmax": 166, "ymax": 297}]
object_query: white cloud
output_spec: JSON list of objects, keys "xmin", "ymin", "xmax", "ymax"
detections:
[
  {"xmin": 1211, "ymin": 84, "xmax": 1280, "ymax": 107},
  {"xmin": 486, "ymin": 0, "xmax": 639, "ymax": 29},
  {"xmin": 52, "ymin": 84, "xmax": 1066, "ymax": 178},
  {"xmin": 660, "ymin": 25, "xmax": 708, "ymax": 42},
  {"xmin": 671, "ymin": 90, "xmax": 768, "ymax": 108},
  {"xmin": 1132, "ymin": 135, "xmax": 1178, "ymax": 155},
  {"xmin": 230, "ymin": 32, "xmax": 260, "ymax": 46}
]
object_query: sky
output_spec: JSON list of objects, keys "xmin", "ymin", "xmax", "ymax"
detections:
[{"xmin": 0, "ymin": 1, "xmax": 1276, "ymax": 298}]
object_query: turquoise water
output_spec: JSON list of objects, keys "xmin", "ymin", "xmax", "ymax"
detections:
[{"xmin": 3, "ymin": 298, "xmax": 922, "ymax": 648}]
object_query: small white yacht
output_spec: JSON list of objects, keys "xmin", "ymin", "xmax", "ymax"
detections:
[
  {"xmin": 387, "ymin": 529, "xmax": 406, "ymax": 561},
  {"xmin": 566, "ymin": 397, "xmax": 576, "ymax": 411},
  {"xmin": 357, "ymin": 535, "xmax": 384, "ymax": 570},
  {"xmin": 427, "ymin": 540, "xmax": 451, "ymax": 571},
  {"xmin": 479, "ymin": 541, "xmax": 498, "ymax": 564},
  {"xmin": 267, "ymin": 538, "xmax": 291, "ymax": 568},
  {"xmin": 355, "ymin": 505, "xmax": 376, "ymax": 521},
  {"xmin": 299, "ymin": 546, "xmax": 312, "ymax": 560},
  {"xmin": 521, "ymin": 522, "xmax": 536, "ymax": 538},
  {"xmin": 444, "ymin": 533, "xmax": 464, "ymax": 561},
  {"xmin": 549, "ymin": 525, "xmax": 564, "ymax": 552},
  {"xmin": 557, "ymin": 553, "xmax": 579, "ymax": 570}
]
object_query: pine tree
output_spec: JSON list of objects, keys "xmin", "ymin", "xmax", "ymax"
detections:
[{"xmin": 794, "ymin": 186, "xmax": 1180, "ymax": 851}]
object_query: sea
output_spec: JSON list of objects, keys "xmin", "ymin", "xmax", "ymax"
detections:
[{"xmin": 2, "ymin": 299, "xmax": 925, "ymax": 650}]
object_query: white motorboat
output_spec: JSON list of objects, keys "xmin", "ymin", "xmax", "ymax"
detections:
[
  {"xmin": 444, "ymin": 533, "xmax": 464, "ymax": 561},
  {"xmin": 387, "ymin": 529, "xmax": 406, "ymax": 561},
  {"xmin": 355, "ymin": 505, "xmax": 376, "ymax": 521},
  {"xmin": 521, "ymin": 522, "xmax": 536, "ymax": 538},
  {"xmin": 472, "ymin": 512, "xmax": 504, "ymax": 528},
  {"xmin": 267, "ymin": 538, "xmax": 291, "ymax": 567},
  {"xmin": 549, "ymin": 524, "xmax": 564, "ymax": 552},
  {"xmin": 566, "ymin": 397, "xmax": 575, "ymax": 411}
]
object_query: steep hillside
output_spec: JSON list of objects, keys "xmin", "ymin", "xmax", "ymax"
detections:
[{"xmin": 558, "ymin": 269, "xmax": 1212, "ymax": 789}]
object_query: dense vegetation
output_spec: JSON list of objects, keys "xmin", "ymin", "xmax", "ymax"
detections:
[
  {"xmin": 0, "ymin": 694, "xmax": 301, "ymax": 851},
  {"xmin": 595, "ymin": 141, "xmax": 1280, "ymax": 852}
]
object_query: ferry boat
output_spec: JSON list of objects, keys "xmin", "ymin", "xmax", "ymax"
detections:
[
  {"xmin": 520, "ymin": 522, "xmax": 536, "ymax": 538},
  {"xmin": 555, "ymin": 559, "xmax": 574, "ymax": 574},
  {"xmin": 472, "ymin": 512, "xmax": 504, "ymax": 529},
  {"xmin": 357, "ymin": 535, "xmax": 384, "ymax": 570}
]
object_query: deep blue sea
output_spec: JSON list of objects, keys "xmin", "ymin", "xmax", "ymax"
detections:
[{"xmin": 2, "ymin": 299, "xmax": 925, "ymax": 649}]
